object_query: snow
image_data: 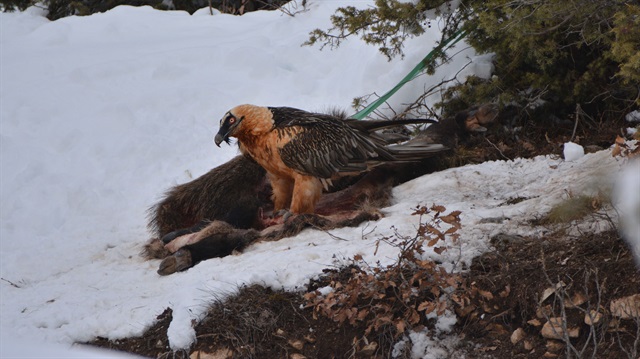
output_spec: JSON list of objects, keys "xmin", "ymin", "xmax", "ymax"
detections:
[
  {"xmin": 614, "ymin": 159, "xmax": 640, "ymax": 265},
  {"xmin": 0, "ymin": 1, "xmax": 632, "ymax": 358},
  {"xmin": 563, "ymin": 141, "xmax": 585, "ymax": 162},
  {"xmin": 626, "ymin": 110, "xmax": 640, "ymax": 123},
  {"xmin": 1, "ymin": 337, "xmax": 142, "ymax": 358}
]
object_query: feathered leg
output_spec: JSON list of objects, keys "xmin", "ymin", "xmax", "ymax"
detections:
[
  {"xmin": 290, "ymin": 175, "xmax": 322, "ymax": 214},
  {"xmin": 269, "ymin": 173, "xmax": 294, "ymax": 211}
]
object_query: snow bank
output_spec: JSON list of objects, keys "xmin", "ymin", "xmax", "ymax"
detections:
[{"xmin": 0, "ymin": 1, "xmax": 627, "ymax": 356}]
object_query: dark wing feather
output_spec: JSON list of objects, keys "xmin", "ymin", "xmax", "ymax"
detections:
[
  {"xmin": 271, "ymin": 107, "xmax": 448, "ymax": 178},
  {"xmin": 273, "ymin": 110, "xmax": 392, "ymax": 178},
  {"xmin": 344, "ymin": 118, "xmax": 436, "ymax": 133}
]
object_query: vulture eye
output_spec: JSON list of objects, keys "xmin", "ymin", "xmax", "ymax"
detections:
[{"xmin": 228, "ymin": 117, "xmax": 236, "ymax": 124}]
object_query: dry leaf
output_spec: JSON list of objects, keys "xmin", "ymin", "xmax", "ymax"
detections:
[
  {"xmin": 433, "ymin": 246, "xmax": 446, "ymax": 254},
  {"xmin": 431, "ymin": 205, "xmax": 446, "ymax": 213},
  {"xmin": 610, "ymin": 294, "xmax": 640, "ymax": 319},
  {"xmin": 584, "ymin": 310, "xmax": 603, "ymax": 325},
  {"xmin": 418, "ymin": 301, "xmax": 433, "ymax": 312},
  {"xmin": 612, "ymin": 143, "xmax": 622, "ymax": 157},
  {"xmin": 288, "ymin": 339, "xmax": 304, "ymax": 351},
  {"xmin": 478, "ymin": 289, "xmax": 494, "ymax": 300},
  {"xmin": 565, "ymin": 292, "xmax": 587, "ymax": 308},
  {"xmin": 357, "ymin": 309, "xmax": 369, "ymax": 321},
  {"xmin": 359, "ymin": 341, "xmax": 378, "ymax": 356},
  {"xmin": 499, "ymin": 285, "xmax": 511, "ymax": 298},
  {"xmin": 541, "ymin": 317, "xmax": 580, "ymax": 339},
  {"xmin": 510, "ymin": 327, "xmax": 526, "ymax": 344},
  {"xmin": 527, "ymin": 318, "xmax": 542, "ymax": 327}
]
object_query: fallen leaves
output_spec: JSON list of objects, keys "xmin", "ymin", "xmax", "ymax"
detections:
[{"xmin": 304, "ymin": 205, "xmax": 464, "ymax": 341}]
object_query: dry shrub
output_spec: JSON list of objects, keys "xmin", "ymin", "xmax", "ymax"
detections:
[{"xmin": 304, "ymin": 205, "xmax": 468, "ymax": 356}]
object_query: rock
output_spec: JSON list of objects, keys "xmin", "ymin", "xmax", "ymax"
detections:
[
  {"xmin": 510, "ymin": 328, "xmax": 526, "ymax": 344},
  {"xmin": 584, "ymin": 310, "xmax": 603, "ymax": 325},
  {"xmin": 290, "ymin": 354, "xmax": 306, "ymax": 359},
  {"xmin": 541, "ymin": 317, "xmax": 580, "ymax": 339},
  {"xmin": 610, "ymin": 294, "xmax": 640, "ymax": 319}
]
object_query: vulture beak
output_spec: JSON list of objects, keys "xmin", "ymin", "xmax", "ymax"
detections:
[
  {"xmin": 215, "ymin": 111, "xmax": 240, "ymax": 147},
  {"xmin": 214, "ymin": 132, "xmax": 228, "ymax": 147}
]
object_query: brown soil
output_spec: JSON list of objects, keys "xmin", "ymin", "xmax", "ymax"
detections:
[{"xmin": 90, "ymin": 114, "xmax": 639, "ymax": 358}]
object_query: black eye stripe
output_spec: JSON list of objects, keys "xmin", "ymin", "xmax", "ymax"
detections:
[{"xmin": 221, "ymin": 113, "xmax": 234, "ymax": 126}]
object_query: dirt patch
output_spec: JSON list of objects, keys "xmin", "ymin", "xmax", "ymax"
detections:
[
  {"xmin": 94, "ymin": 285, "xmax": 368, "ymax": 358},
  {"xmin": 458, "ymin": 229, "xmax": 640, "ymax": 358},
  {"xmin": 89, "ymin": 228, "xmax": 639, "ymax": 359},
  {"xmin": 92, "ymin": 308, "xmax": 174, "ymax": 357}
]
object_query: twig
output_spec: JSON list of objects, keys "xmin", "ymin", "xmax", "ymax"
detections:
[
  {"xmin": 1, "ymin": 277, "xmax": 21, "ymax": 288},
  {"xmin": 485, "ymin": 137, "xmax": 511, "ymax": 161},
  {"xmin": 570, "ymin": 104, "xmax": 580, "ymax": 143}
]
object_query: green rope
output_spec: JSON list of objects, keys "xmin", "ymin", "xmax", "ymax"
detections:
[{"xmin": 351, "ymin": 29, "xmax": 467, "ymax": 120}]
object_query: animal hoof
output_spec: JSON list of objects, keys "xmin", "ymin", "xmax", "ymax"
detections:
[
  {"xmin": 157, "ymin": 249, "xmax": 193, "ymax": 276},
  {"xmin": 279, "ymin": 210, "xmax": 294, "ymax": 223},
  {"xmin": 259, "ymin": 209, "xmax": 290, "ymax": 227}
]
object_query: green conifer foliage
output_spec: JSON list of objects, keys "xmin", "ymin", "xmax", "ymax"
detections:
[
  {"xmin": 611, "ymin": 4, "xmax": 640, "ymax": 98},
  {"xmin": 307, "ymin": 0, "xmax": 639, "ymax": 122}
]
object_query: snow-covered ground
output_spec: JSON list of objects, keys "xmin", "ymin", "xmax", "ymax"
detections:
[{"xmin": 1, "ymin": 2, "xmax": 636, "ymax": 357}]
